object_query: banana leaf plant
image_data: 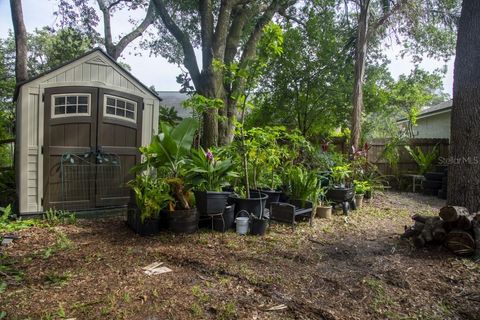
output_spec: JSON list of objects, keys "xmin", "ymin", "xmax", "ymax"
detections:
[{"xmin": 137, "ymin": 118, "xmax": 199, "ymax": 210}]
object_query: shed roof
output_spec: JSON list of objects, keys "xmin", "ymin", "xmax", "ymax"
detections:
[
  {"xmin": 397, "ymin": 99, "xmax": 452, "ymax": 123},
  {"xmin": 14, "ymin": 48, "xmax": 162, "ymax": 102}
]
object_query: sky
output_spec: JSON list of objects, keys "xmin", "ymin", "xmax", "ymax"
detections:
[{"xmin": 0, "ymin": 0, "xmax": 455, "ymax": 96}]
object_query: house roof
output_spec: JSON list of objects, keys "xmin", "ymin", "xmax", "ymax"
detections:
[
  {"xmin": 157, "ymin": 91, "xmax": 192, "ymax": 119},
  {"xmin": 14, "ymin": 48, "xmax": 162, "ymax": 102},
  {"xmin": 397, "ymin": 99, "xmax": 452, "ymax": 122}
]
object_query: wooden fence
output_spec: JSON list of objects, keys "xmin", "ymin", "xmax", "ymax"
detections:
[{"xmin": 366, "ymin": 138, "xmax": 449, "ymax": 176}]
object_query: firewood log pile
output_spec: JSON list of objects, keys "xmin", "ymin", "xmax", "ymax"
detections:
[{"xmin": 402, "ymin": 206, "xmax": 480, "ymax": 258}]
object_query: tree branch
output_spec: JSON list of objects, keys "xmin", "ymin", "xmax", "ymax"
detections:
[
  {"xmin": 113, "ymin": 1, "xmax": 156, "ymax": 60},
  {"xmin": 97, "ymin": 0, "xmax": 114, "ymax": 56},
  {"xmin": 151, "ymin": 0, "xmax": 201, "ymax": 88},
  {"xmin": 368, "ymin": 0, "xmax": 408, "ymax": 39}
]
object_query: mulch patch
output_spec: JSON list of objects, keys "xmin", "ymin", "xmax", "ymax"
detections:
[{"xmin": 1, "ymin": 192, "xmax": 479, "ymax": 319}]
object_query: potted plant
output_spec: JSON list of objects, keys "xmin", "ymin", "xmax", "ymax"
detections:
[
  {"xmin": 354, "ymin": 180, "xmax": 369, "ymax": 209},
  {"xmin": 270, "ymin": 166, "xmax": 317, "ymax": 228},
  {"xmin": 326, "ymin": 165, "xmax": 355, "ymax": 215},
  {"xmin": 187, "ymin": 147, "xmax": 238, "ymax": 214},
  {"xmin": 316, "ymin": 187, "xmax": 332, "ymax": 219},
  {"xmin": 140, "ymin": 118, "xmax": 200, "ymax": 234},
  {"xmin": 127, "ymin": 174, "xmax": 172, "ymax": 235},
  {"xmin": 186, "ymin": 147, "xmax": 238, "ymax": 231}
]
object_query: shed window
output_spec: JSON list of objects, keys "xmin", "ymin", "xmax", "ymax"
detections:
[
  {"xmin": 52, "ymin": 94, "xmax": 91, "ymax": 118},
  {"xmin": 104, "ymin": 95, "xmax": 137, "ymax": 122}
]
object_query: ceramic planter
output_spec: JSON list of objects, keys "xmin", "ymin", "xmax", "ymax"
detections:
[{"xmin": 355, "ymin": 194, "xmax": 364, "ymax": 208}]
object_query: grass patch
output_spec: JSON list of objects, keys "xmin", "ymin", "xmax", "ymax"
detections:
[
  {"xmin": 42, "ymin": 230, "xmax": 73, "ymax": 259},
  {"xmin": 44, "ymin": 271, "xmax": 72, "ymax": 286}
]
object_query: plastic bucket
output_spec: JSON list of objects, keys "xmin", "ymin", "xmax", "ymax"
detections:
[{"xmin": 235, "ymin": 217, "xmax": 249, "ymax": 235}]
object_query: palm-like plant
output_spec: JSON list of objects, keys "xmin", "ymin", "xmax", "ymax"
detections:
[
  {"xmin": 284, "ymin": 166, "xmax": 319, "ymax": 205},
  {"xmin": 405, "ymin": 145, "xmax": 438, "ymax": 175}
]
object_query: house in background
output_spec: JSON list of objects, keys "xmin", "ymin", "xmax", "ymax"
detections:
[
  {"xmin": 156, "ymin": 91, "xmax": 192, "ymax": 119},
  {"xmin": 397, "ymin": 100, "xmax": 452, "ymax": 140}
]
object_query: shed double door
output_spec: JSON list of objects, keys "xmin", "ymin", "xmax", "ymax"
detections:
[{"xmin": 43, "ymin": 86, "xmax": 142, "ymax": 211}]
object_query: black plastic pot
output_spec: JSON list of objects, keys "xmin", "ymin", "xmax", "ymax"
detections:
[
  {"xmin": 252, "ymin": 189, "xmax": 282, "ymax": 208},
  {"xmin": 364, "ymin": 189, "xmax": 372, "ymax": 199},
  {"xmin": 167, "ymin": 208, "xmax": 199, "ymax": 234},
  {"xmin": 127, "ymin": 207, "xmax": 161, "ymax": 236},
  {"xmin": 326, "ymin": 187, "xmax": 354, "ymax": 202},
  {"xmin": 212, "ymin": 204, "xmax": 235, "ymax": 232},
  {"xmin": 229, "ymin": 191, "xmax": 268, "ymax": 218},
  {"xmin": 194, "ymin": 191, "xmax": 231, "ymax": 215},
  {"xmin": 250, "ymin": 218, "xmax": 268, "ymax": 236}
]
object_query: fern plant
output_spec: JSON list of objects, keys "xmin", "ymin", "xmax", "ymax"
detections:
[
  {"xmin": 404, "ymin": 145, "xmax": 438, "ymax": 175},
  {"xmin": 284, "ymin": 166, "xmax": 319, "ymax": 205}
]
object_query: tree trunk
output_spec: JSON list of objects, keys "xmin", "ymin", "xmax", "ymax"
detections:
[
  {"xmin": 10, "ymin": 0, "xmax": 28, "ymax": 83},
  {"xmin": 350, "ymin": 0, "xmax": 370, "ymax": 150},
  {"xmin": 448, "ymin": 0, "xmax": 480, "ymax": 212}
]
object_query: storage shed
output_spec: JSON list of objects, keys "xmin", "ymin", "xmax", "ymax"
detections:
[{"xmin": 14, "ymin": 48, "xmax": 161, "ymax": 215}]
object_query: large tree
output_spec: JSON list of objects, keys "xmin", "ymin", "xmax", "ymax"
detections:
[
  {"xmin": 447, "ymin": 0, "xmax": 480, "ymax": 212},
  {"xmin": 344, "ymin": 0, "xmax": 459, "ymax": 149},
  {"xmin": 149, "ymin": 0, "xmax": 295, "ymax": 147},
  {"xmin": 9, "ymin": 0, "xmax": 28, "ymax": 83}
]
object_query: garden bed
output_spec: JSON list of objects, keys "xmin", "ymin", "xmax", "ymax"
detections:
[{"xmin": 1, "ymin": 192, "xmax": 479, "ymax": 319}]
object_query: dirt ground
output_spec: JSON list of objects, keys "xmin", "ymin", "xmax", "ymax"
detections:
[{"xmin": 1, "ymin": 191, "xmax": 479, "ymax": 320}]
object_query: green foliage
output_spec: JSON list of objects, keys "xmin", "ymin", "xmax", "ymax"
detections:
[
  {"xmin": 138, "ymin": 118, "xmax": 199, "ymax": 210},
  {"xmin": 42, "ymin": 209, "xmax": 76, "ymax": 225},
  {"xmin": 330, "ymin": 165, "xmax": 352, "ymax": 186},
  {"xmin": 158, "ymin": 105, "xmax": 182, "ymax": 127},
  {"xmin": 0, "ymin": 205, "xmax": 39, "ymax": 232},
  {"xmin": 185, "ymin": 147, "xmax": 238, "ymax": 192},
  {"xmin": 0, "ymin": 169, "xmax": 15, "ymax": 208},
  {"xmin": 354, "ymin": 180, "xmax": 370, "ymax": 195},
  {"xmin": 381, "ymin": 132, "xmax": 407, "ymax": 175},
  {"xmin": 141, "ymin": 118, "xmax": 199, "ymax": 177},
  {"xmin": 128, "ymin": 174, "xmax": 172, "ymax": 222},
  {"xmin": 405, "ymin": 145, "xmax": 439, "ymax": 175},
  {"xmin": 42, "ymin": 230, "xmax": 73, "ymax": 259},
  {"xmin": 283, "ymin": 166, "xmax": 319, "ymax": 204}
]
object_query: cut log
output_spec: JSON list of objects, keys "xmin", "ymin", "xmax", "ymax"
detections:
[
  {"xmin": 412, "ymin": 214, "xmax": 429, "ymax": 223},
  {"xmin": 402, "ymin": 221, "xmax": 424, "ymax": 238},
  {"xmin": 456, "ymin": 213, "xmax": 476, "ymax": 230},
  {"xmin": 439, "ymin": 206, "xmax": 470, "ymax": 222},
  {"xmin": 412, "ymin": 235, "xmax": 426, "ymax": 248},
  {"xmin": 432, "ymin": 220, "xmax": 447, "ymax": 242},
  {"xmin": 445, "ymin": 229, "xmax": 475, "ymax": 256}
]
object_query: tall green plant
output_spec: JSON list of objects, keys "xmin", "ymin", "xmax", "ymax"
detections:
[
  {"xmin": 404, "ymin": 145, "xmax": 439, "ymax": 175},
  {"xmin": 139, "ymin": 118, "xmax": 199, "ymax": 210},
  {"xmin": 284, "ymin": 166, "xmax": 319, "ymax": 205}
]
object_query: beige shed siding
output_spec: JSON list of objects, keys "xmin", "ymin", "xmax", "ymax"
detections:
[
  {"xmin": 17, "ymin": 50, "xmax": 160, "ymax": 215},
  {"xmin": 27, "ymin": 93, "xmax": 40, "ymax": 212}
]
